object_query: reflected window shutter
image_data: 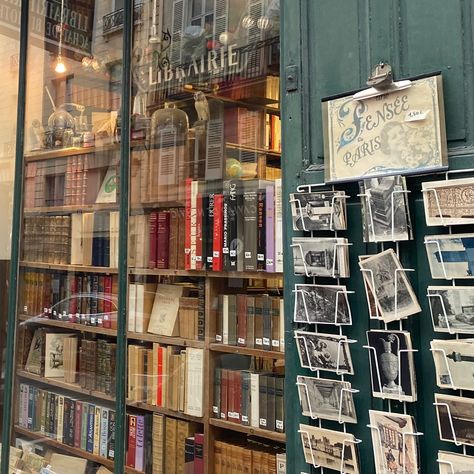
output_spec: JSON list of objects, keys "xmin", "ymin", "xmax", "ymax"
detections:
[{"xmin": 170, "ymin": 0, "xmax": 185, "ymax": 66}]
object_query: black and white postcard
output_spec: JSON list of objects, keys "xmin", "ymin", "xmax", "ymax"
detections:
[
  {"xmin": 359, "ymin": 175, "xmax": 411, "ymax": 242},
  {"xmin": 438, "ymin": 451, "xmax": 474, "ymax": 474},
  {"xmin": 294, "ymin": 284, "xmax": 351, "ymax": 325},
  {"xmin": 366, "ymin": 330, "xmax": 417, "ymax": 402},
  {"xmin": 423, "ymin": 177, "xmax": 474, "ymax": 226},
  {"xmin": 369, "ymin": 410, "xmax": 419, "ymax": 474},
  {"xmin": 290, "ymin": 190, "xmax": 347, "ymax": 231},
  {"xmin": 292, "ymin": 237, "xmax": 350, "ymax": 278},
  {"xmin": 359, "ymin": 249, "xmax": 421, "ymax": 322},
  {"xmin": 299, "ymin": 423, "xmax": 360, "ymax": 474},
  {"xmin": 297, "ymin": 375, "xmax": 357, "ymax": 423},
  {"xmin": 431, "ymin": 339, "xmax": 474, "ymax": 391},
  {"xmin": 435, "ymin": 393, "xmax": 474, "ymax": 446},
  {"xmin": 295, "ymin": 330, "xmax": 354, "ymax": 374},
  {"xmin": 428, "ymin": 286, "xmax": 474, "ymax": 334},
  {"xmin": 425, "ymin": 233, "xmax": 474, "ymax": 279}
]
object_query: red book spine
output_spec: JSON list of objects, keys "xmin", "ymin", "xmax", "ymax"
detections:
[
  {"xmin": 195, "ymin": 193, "xmax": 203, "ymax": 270},
  {"xmin": 220, "ymin": 369, "xmax": 228, "ymax": 420},
  {"xmin": 74, "ymin": 401, "xmax": 82, "ymax": 448},
  {"xmin": 149, "ymin": 212, "xmax": 158, "ymax": 269},
  {"xmin": 156, "ymin": 211, "xmax": 170, "ymax": 269},
  {"xmin": 184, "ymin": 178, "xmax": 193, "ymax": 270},
  {"xmin": 212, "ymin": 194, "xmax": 224, "ymax": 271},
  {"xmin": 235, "ymin": 370, "xmax": 242, "ymax": 424},
  {"xmin": 194, "ymin": 433, "xmax": 204, "ymax": 474},
  {"xmin": 102, "ymin": 275, "xmax": 112, "ymax": 329},
  {"xmin": 157, "ymin": 346, "xmax": 163, "ymax": 407},
  {"xmin": 126, "ymin": 415, "xmax": 137, "ymax": 468},
  {"xmin": 237, "ymin": 294, "xmax": 247, "ymax": 347},
  {"xmin": 69, "ymin": 275, "xmax": 78, "ymax": 323}
]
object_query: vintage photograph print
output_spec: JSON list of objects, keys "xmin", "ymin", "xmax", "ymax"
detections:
[
  {"xmin": 297, "ymin": 375, "xmax": 357, "ymax": 424},
  {"xmin": 295, "ymin": 330, "xmax": 354, "ymax": 374},
  {"xmin": 423, "ymin": 177, "xmax": 474, "ymax": 226},
  {"xmin": 359, "ymin": 175, "xmax": 411, "ymax": 242},
  {"xmin": 435, "ymin": 393, "xmax": 474, "ymax": 446},
  {"xmin": 299, "ymin": 423, "xmax": 360, "ymax": 474},
  {"xmin": 290, "ymin": 190, "xmax": 347, "ymax": 231},
  {"xmin": 438, "ymin": 451, "xmax": 474, "ymax": 474},
  {"xmin": 323, "ymin": 74, "xmax": 447, "ymax": 183},
  {"xmin": 292, "ymin": 237, "xmax": 349, "ymax": 278},
  {"xmin": 359, "ymin": 249, "xmax": 421, "ymax": 322},
  {"xmin": 44, "ymin": 333, "xmax": 70, "ymax": 378},
  {"xmin": 425, "ymin": 233, "xmax": 474, "ymax": 279},
  {"xmin": 431, "ymin": 339, "xmax": 474, "ymax": 391},
  {"xmin": 428, "ymin": 286, "xmax": 474, "ymax": 334},
  {"xmin": 366, "ymin": 330, "xmax": 416, "ymax": 402},
  {"xmin": 369, "ymin": 410, "xmax": 419, "ymax": 474},
  {"xmin": 294, "ymin": 284, "xmax": 351, "ymax": 325}
]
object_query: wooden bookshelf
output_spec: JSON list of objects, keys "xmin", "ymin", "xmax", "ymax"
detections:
[
  {"xmin": 24, "ymin": 203, "xmax": 119, "ymax": 215},
  {"xmin": 24, "ymin": 143, "xmax": 120, "ymax": 162},
  {"xmin": 127, "ymin": 331, "xmax": 205, "ymax": 348},
  {"xmin": 129, "ymin": 267, "xmax": 282, "ymax": 280},
  {"xmin": 126, "ymin": 401, "xmax": 205, "ymax": 424},
  {"xmin": 209, "ymin": 343, "xmax": 285, "ymax": 360},
  {"xmin": 209, "ymin": 418, "xmax": 286, "ymax": 443},
  {"xmin": 20, "ymin": 261, "xmax": 118, "ymax": 274}
]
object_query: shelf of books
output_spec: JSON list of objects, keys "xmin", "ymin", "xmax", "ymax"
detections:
[{"xmin": 7, "ymin": 1, "xmax": 286, "ymax": 473}]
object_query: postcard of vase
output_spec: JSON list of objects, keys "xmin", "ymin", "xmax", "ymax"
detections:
[
  {"xmin": 431, "ymin": 339, "xmax": 474, "ymax": 391},
  {"xmin": 435, "ymin": 393, "xmax": 474, "ymax": 446},
  {"xmin": 428, "ymin": 286, "xmax": 474, "ymax": 334},
  {"xmin": 423, "ymin": 177, "xmax": 474, "ymax": 226},
  {"xmin": 322, "ymin": 74, "xmax": 447, "ymax": 183},
  {"xmin": 290, "ymin": 190, "xmax": 347, "ymax": 231},
  {"xmin": 294, "ymin": 330, "xmax": 354, "ymax": 374},
  {"xmin": 369, "ymin": 410, "xmax": 419, "ymax": 474},
  {"xmin": 297, "ymin": 375, "xmax": 357, "ymax": 423},
  {"xmin": 293, "ymin": 284, "xmax": 351, "ymax": 325},
  {"xmin": 299, "ymin": 423, "xmax": 360, "ymax": 474},
  {"xmin": 366, "ymin": 330, "xmax": 417, "ymax": 402},
  {"xmin": 438, "ymin": 451, "xmax": 474, "ymax": 474},
  {"xmin": 425, "ymin": 233, "xmax": 474, "ymax": 279},
  {"xmin": 358, "ymin": 249, "xmax": 421, "ymax": 322}
]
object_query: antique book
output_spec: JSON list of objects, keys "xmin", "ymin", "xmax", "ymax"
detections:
[
  {"xmin": 147, "ymin": 284, "xmax": 184, "ymax": 336},
  {"xmin": 185, "ymin": 348, "xmax": 204, "ymax": 417}
]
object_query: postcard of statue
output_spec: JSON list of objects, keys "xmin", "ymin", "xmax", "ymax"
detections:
[{"xmin": 322, "ymin": 74, "xmax": 447, "ymax": 183}]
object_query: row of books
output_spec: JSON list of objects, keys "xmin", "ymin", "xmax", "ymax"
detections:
[
  {"xmin": 216, "ymin": 294, "xmax": 285, "ymax": 352},
  {"xmin": 129, "ymin": 208, "xmax": 185, "ymax": 270},
  {"xmin": 23, "ymin": 211, "xmax": 119, "ymax": 268},
  {"xmin": 128, "ymin": 344, "xmax": 204, "ymax": 417},
  {"xmin": 128, "ymin": 282, "xmax": 205, "ymax": 339},
  {"xmin": 21, "ymin": 270, "xmax": 118, "ymax": 326},
  {"xmin": 18, "ymin": 383, "xmax": 116, "ymax": 461},
  {"xmin": 214, "ymin": 439, "xmax": 286, "ymax": 474},
  {"xmin": 213, "ymin": 369, "xmax": 285, "ymax": 433},
  {"xmin": 24, "ymin": 155, "xmax": 115, "ymax": 208},
  {"xmin": 185, "ymin": 178, "xmax": 283, "ymax": 273},
  {"xmin": 24, "ymin": 329, "xmax": 116, "ymax": 396}
]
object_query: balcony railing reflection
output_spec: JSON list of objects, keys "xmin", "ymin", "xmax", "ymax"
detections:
[{"xmin": 103, "ymin": 4, "xmax": 143, "ymax": 35}]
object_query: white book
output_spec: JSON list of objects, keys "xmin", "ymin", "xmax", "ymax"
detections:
[
  {"xmin": 100, "ymin": 408, "xmax": 109, "ymax": 458},
  {"xmin": 185, "ymin": 348, "xmax": 204, "ymax": 417},
  {"xmin": 250, "ymin": 373, "xmax": 260, "ymax": 428},
  {"xmin": 276, "ymin": 453, "xmax": 287, "ymax": 474},
  {"xmin": 279, "ymin": 298, "xmax": 285, "ymax": 352},
  {"xmin": 82, "ymin": 212, "xmax": 95, "ymax": 266},
  {"xmin": 222, "ymin": 295, "xmax": 229, "ymax": 345},
  {"xmin": 190, "ymin": 180, "xmax": 198, "ymax": 270},
  {"xmin": 109, "ymin": 211, "xmax": 119, "ymax": 268},
  {"xmin": 70, "ymin": 213, "xmax": 83, "ymax": 265},
  {"xmin": 274, "ymin": 178, "xmax": 283, "ymax": 272},
  {"xmin": 56, "ymin": 395, "xmax": 64, "ymax": 443},
  {"xmin": 128, "ymin": 283, "xmax": 137, "ymax": 332}
]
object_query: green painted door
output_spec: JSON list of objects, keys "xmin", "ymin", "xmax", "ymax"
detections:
[{"xmin": 281, "ymin": 1, "xmax": 474, "ymax": 473}]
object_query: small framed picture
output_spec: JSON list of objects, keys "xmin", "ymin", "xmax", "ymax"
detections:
[
  {"xmin": 322, "ymin": 74, "xmax": 448, "ymax": 183},
  {"xmin": 366, "ymin": 330, "xmax": 417, "ymax": 402}
]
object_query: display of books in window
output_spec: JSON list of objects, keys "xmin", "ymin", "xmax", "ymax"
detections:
[{"xmin": 292, "ymin": 237, "xmax": 350, "ymax": 278}]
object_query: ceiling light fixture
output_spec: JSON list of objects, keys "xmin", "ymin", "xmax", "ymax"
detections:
[{"xmin": 55, "ymin": 0, "xmax": 66, "ymax": 73}]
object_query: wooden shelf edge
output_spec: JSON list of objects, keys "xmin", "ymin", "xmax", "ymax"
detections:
[
  {"xmin": 209, "ymin": 418, "xmax": 285, "ymax": 443},
  {"xmin": 126, "ymin": 401, "xmax": 204, "ymax": 423},
  {"xmin": 24, "ymin": 203, "xmax": 119, "ymax": 215},
  {"xmin": 20, "ymin": 261, "xmax": 118, "ymax": 274},
  {"xmin": 128, "ymin": 332, "xmax": 205, "ymax": 348},
  {"xmin": 24, "ymin": 143, "xmax": 120, "ymax": 162},
  {"xmin": 209, "ymin": 343, "xmax": 285, "ymax": 360},
  {"xmin": 129, "ymin": 268, "xmax": 283, "ymax": 279}
]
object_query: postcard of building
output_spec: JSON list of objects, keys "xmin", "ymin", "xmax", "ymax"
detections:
[{"xmin": 435, "ymin": 393, "xmax": 474, "ymax": 446}]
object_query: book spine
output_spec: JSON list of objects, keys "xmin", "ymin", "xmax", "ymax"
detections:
[
  {"xmin": 184, "ymin": 178, "xmax": 192, "ymax": 270},
  {"xmin": 222, "ymin": 188, "xmax": 230, "ymax": 270},
  {"xmin": 259, "ymin": 375, "xmax": 268, "ymax": 430},
  {"xmin": 225, "ymin": 180, "xmax": 239, "ymax": 271},
  {"xmin": 194, "ymin": 433, "xmax": 205, "ymax": 474},
  {"xmin": 227, "ymin": 294, "xmax": 237, "ymax": 346},
  {"xmin": 220, "ymin": 369, "xmax": 228, "ymax": 420},
  {"xmin": 274, "ymin": 178, "xmax": 283, "ymax": 272},
  {"xmin": 241, "ymin": 371, "xmax": 251, "ymax": 426},
  {"xmin": 243, "ymin": 181, "xmax": 258, "ymax": 271},
  {"xmin": 81, "ymin": 402, "xmax": 88, "ymax": 451},
  {"xmin": 184, "ymin": 436, "xmax": 195, "ymax": 474},
  {"xmin": 149, "ymin": 211, "xmax": 158, "ymax": 268},
  {"xmin": 190, "ymin": 180, "xmax": 198, "ymax": 270},
  {"xmin": 197, "ymin": 279, "xmax": 205, "ymax": 341},
  {"xmin": 86, "ymin": 404, "xmax": 95, "ymax": 453},
  {"xmin": 103, "ymin": 275, "xmax": 113, "ymax": 329},
  {"xmin": 156, "ymin": 211, "xmax": 170, "ymax": 269},
  {"xmin": 74, "ymin": 401, "xmax": 82, "ymax": 448},
  {"xmin": 108, "ymin": 410, "xmax": 116, "ymax": 460},
  {"xmin": 267, "ymin": 375, "xmax": 276, "ymax": 432},
  {"xmin": 206, "ymin": 190, "xmax": 215, "ymax": 268},
  {"xmin": 195, "ymin": 191, "xmax": 204, "ymax": 270},
  {"xmin": 93, "ymin": 405, "xmax": 101, "ymax": 455},
  {"xmin": 256, "ymin": 187, "xmax": 266, "ymax": 271},
  {"xmin": 250, "ymin": 373, "xmax": 260, "ymax": 428},
  {"xmin": 213, "ymin": 367, "xmax": 221, "ymax": 418},
  {"xmin": 212, "ymin": 194, "xmax": 224, "ymax": 271},
  {"xmin": 237, "ymin": 294, "xmax": 247, "ymax": 347},
  {"xmin": 262, "ymin": 295, "xmax": 272, "ymax": 351},
  {"xmin": 127, "ymin": 415, "xmax": 137, "ymax": 468},
  {"xmin": 135, "ymin": 415, "xmax": 145, "ymax": 471},
  {"xmin": 275, "ymin": 376, "xmax": 285, "ymax": 433},
  {"xmin": 246, "ymin": 296, "xmax": 255, "ymax": 349},
  {"xmin": 100, "ymin": 408, "xmax": 109, "ymax": 458},
  {"xmin": 265, "ymin": 184, "xmax": 275, "ymax": 272}
]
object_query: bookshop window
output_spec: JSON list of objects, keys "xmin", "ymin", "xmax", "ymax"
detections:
[
  {"xmin": 127, "ymin": 0, "xmax": 284, "ymax": 472},
  {"xmin": 11, "ymin": 0, "xmax": 124, "ymax": 471}
]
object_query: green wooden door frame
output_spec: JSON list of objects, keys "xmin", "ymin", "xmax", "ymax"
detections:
[{"xmin": 281, "ymin": 1, "xmax": 474, "ymax": 473}]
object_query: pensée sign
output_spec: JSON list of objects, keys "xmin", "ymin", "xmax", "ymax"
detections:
[{"xmin": 322, "ymin": 74, "xmax": 448, "ymax": 183}]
